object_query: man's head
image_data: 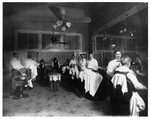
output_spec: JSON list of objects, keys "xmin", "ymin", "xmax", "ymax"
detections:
[
  {"xmin": 120, "ymin": 56, "xmax": 131, "ymax": 67},
  {"xmin": 80, "ymin": 54, "xmax": 84, "ymax": 59},
  {"xmin": 72, "ymin": 55, "xmax": 75, "ymax": 59},
  {"xmin": 89, "ymin": 54, "xmax": 94, "ymax": 60},
  {"xmin": 54, "ymin": 57, "xmax": 57, "ymax": 61},
  {"xmin": 114, "ymin": 50, "xmax": 122, "ymax": 61},
  {"xmin": 13, "ymin": 51, "xmax": 18, "ymax": 58}
]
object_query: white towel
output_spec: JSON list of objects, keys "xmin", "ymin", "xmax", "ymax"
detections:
[
  {"xmin": 111, "ymin": 74, "xmax": 128, "ymax": 94},
  {"xmin": 89, "ymin": 72, "xmax": 103, "ymax": 96},
  {"xmin": 79, "ymin": 69, "xmax": 103, "ymax": 97},
  {"xmin": 62, "ymin": 66, "xmax": 66, "ymax": 74},
  {"xmin": 49, "ymin": 73, "xmax": 61, "ymax": 81},
  {"xmin": 130, "ymin": 92, "xmax": 145, "ymax": 116}
]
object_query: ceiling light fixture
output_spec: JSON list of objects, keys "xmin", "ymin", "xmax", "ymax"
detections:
[{"xmin": 56, "ymin": 3, "xmax": 71, "ymax": 32}]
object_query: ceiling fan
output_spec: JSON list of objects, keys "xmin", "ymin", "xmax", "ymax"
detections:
[
  {"xmin": 50, "ymin": 35, "xmax": 67, "ymax": 45},
  {"xmin": 50, "ymin": 25, "xmax": 67, "ymax": 45},
  {"xmin": 49, "ymin": 5, "xmax": 91, "ymax": 22},
  {"xmin": 41, "ymin": 5, "xmax": 91, "ymax": 31}
]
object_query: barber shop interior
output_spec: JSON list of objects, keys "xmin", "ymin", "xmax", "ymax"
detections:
[{"xmin": 3, "ymin": 2, "xmax": 148, "ymax": 116}]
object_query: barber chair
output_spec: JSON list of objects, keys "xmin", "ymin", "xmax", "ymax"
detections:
[
  {"xmin": 110, "ymin": 76, "xmax": 133, "ymax": 115},
  {"xmin": 11, "ymin": 68, "xmax": 31, "ymax": 100}
]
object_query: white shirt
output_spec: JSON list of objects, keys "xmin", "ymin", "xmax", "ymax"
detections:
[
  {"xmin": 79, "ymin": 59, "xmax": 87, "ymax": 67},
  {"xmin": 69, "ymin": 59, "xmax": 77, "ymax": 66},
  {"xmin": 115, "ymin": 66, "xmax": 146, "ymax": 90},
  {"xmin": 23, "ymin": 58, "xmax": 39, "ymax": 79},
  {"xmin": 9, "ymin": 57, "xmax": 24, "ymax": 70},
  {"xmin": 23, "ymin": 58, "xmax": 39, "ymax": 68},
  {"xmin": 87, "ymin": 58, "xmax": 98, "ymax": 71},
  {"xmin": 107, "ymin": 59, "xmax": 121, "ymax": 77}
]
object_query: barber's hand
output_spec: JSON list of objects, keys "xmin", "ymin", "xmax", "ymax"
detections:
[
  {"xmin": 98, "ymin": 66, "xmax": 103, "ymax": 69},
  {"xmin": 143, "ymin": 85, "xmax": 147, "ymax": 90}
]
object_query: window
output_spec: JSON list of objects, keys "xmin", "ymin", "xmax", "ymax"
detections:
[
  {"xmin": 125, "ymin": 39, "xmax": 137, "ymax": 51},
  {"xmin": 96, "ymin": 36, "xmax": 123, "ymax": 51},
  {"xmin": 63, "ymin": 35, "xmax": 80, "ymax": 50},
  {"xmin": 15, "ymin": 30, "xmax": 82, "ymax": 51},
  {"xmin": 96, "ymin": 37, "xmax": 110, "ymax": 50},
  {"xmin": 42, "ymin": 34, "xmax": 62, "ymax": 49},
  {"xmin": 18, "ymin": 33, "xmax": 28, "ymax": 49},
  {"xmin": 18, "ymin": 32, "xmax": 38, "ymax": 49},
  {"xmin": 29, "ymin": 33, "xmax": 38, "ymax": 49}
]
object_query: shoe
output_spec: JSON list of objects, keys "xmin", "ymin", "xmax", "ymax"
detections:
[
  {"xmin": 28, "ymin": 86, "xmax": 33, "ymax": 90},
  {"xmin": 23, "ymin": 86, "xmax": 28, "ymax": 90},
  {"xmin": 72, "ymin": 76, "xmax": 74, "ymax": 79}
]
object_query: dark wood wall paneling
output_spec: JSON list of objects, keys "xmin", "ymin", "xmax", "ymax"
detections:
[{"xmin": 89, "ymin": 3, "xmax": 139, "ymax": 33}]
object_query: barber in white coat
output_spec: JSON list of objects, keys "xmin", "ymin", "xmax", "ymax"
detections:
[
  {"xmin": 87, "ymin": 54, "xmax": 98, "ymax": 71},
  {"xmin": 23, "ymin": 55, "xmax": 39, "ymax": 89}
]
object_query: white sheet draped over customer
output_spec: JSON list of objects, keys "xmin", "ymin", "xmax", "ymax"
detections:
[
  {"xmin": 79, "ymin": 54, "xmax": 103, "ymax": 97},
  {"xmin": 79, "ymin": 68, "xmax": 103, "ymax": 96},
  {"xmin": 23, "ymin": 58, "xmax": 39, "ymax": 88}
]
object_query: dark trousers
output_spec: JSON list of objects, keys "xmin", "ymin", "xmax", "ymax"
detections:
[
  {"xmin": 96, "ymin": 69, "xmax": 111, "ymax": 100},
  {"xmin": 50, "ymin": 81, "xmax": 60, "ymax": 91},
  {"xmin": 38, "ymin": 68, "xmax": 45, "ymax": 86}
]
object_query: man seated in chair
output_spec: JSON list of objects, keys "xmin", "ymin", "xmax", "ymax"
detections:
[
  {"xmin": 9, "ymin": 51, "xmax": 24, "ymax": 71},
  {"xmin": 110, "ymin": 56, "xmax": 147, "ymax": 116},
  {"xmin": 87, "ymin": 54, "xmax": 98, "ymax": 71},
  {"xmin": 79, "ymin": 53, "xmax": 103, "ymax": 98}
]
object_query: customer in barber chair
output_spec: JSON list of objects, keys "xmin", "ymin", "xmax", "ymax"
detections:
[
  {"xmin": 9, "ymin": 51, "xmax": 24, "ymax": 70},
  {"xmin": 9, "ymin": 51, "xmax": 31, "ymax": 98},
  {"xmin": 110, "ymin": 56, "xmax": 147, "ymax": 116},
  {"xmin": 79, "ymin": 54, "xmax": 103, "ymax": 100},
  {"xmin": 87, "ymin": 54, "xmax": 99, "ymax": 72}
]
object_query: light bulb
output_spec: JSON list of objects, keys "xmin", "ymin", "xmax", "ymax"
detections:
[
  {"xmin": 120, "ymin": 29, "xmax": 123, "ymax": 34},
  {"xmin": 61, "ymin": 26, "xmax": 66, "ymax": 31},
  {"xmin": 124, "ymin": 28, "xmax": 127, "ymax": 32},
  {"xmin": 66, "ymin": 22, "xmax": 71, "ymax": 28},
  {"xmin": 103, "ymin": 37, "xmax": 107, "ymax": 40},
  {"xmin": 131, "ymin": 33, "xmax": 134, "ymax": 36},
  {"xmin": 111, "ymin": 44, "xmax": 115, "ymax": 48}
]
